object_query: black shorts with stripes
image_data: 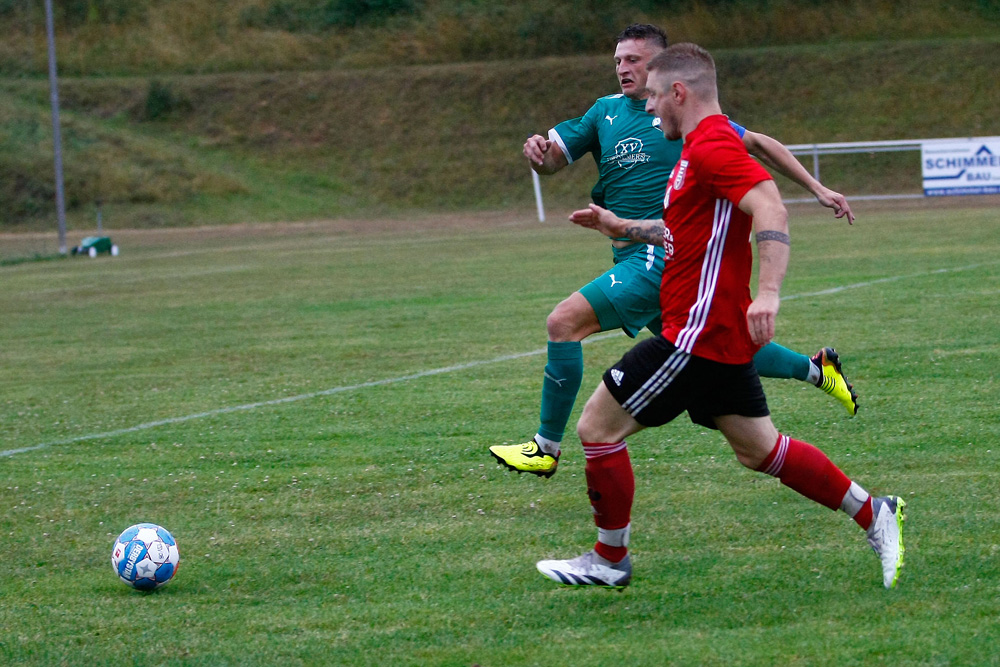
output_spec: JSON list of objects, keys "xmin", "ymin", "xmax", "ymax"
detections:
[{"xmin": 602, "ymin": 335, "xmax": 770, "ymax": 430}]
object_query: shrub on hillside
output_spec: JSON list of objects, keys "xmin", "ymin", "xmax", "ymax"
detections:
[
  {"xmin": 0, "ymin": 166, "xmax": 52, "ymax": 220},
  {"xmin": 142, "ymin": 80, "xmax": 191, "ymax": 121},
  {"xmin": 0, "ymin": 0, "xmax": 146, "ymax": 26},
  {"xmin": 240, "ymin": 0, "xmax": 418, "ymax": 31},
  {"xmin": 64, "ymin": 0, "xmax": 146, "ymax": 25}
]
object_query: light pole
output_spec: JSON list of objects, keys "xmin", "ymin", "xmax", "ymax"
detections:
[{"xmin": 44, "ymin": 0, "xmax": 68, "ymax": 255}]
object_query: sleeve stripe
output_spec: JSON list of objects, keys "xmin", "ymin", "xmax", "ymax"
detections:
[{"xmin": 548, "ymin": 128, "xmax": 574, "ymax": 165}]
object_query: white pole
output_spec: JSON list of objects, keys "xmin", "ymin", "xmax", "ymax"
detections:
[
  {"xmin": 44, "ymin": 0, "xmax": 67, "ymax": 255},
  {"xmin": 531, "ymin": 169, "xmax": 545, "ymax": 222}
]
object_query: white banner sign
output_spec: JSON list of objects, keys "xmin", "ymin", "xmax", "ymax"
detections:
[{"xmin": 922, "ymin": 137, "xmax": 1000, "ymax": 196}]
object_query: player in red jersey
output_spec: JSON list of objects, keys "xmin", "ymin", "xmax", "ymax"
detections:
[{"xmin": 535, "ymin": 43, "xmax": 905, "ymax": 590}]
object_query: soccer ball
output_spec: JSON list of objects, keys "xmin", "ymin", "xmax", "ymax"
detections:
[{"xmin": 111, "ymin": 523, "xmax": 180, "ymax": 590}]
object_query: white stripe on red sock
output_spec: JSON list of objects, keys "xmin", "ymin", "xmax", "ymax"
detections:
[{"xmin": 582, "ymin": 441, "xmax": 628, "ymax": 459}]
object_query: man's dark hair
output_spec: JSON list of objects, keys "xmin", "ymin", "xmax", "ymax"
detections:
[{"xmin": 615, "ymin": 23, "xmax": 668, "ymax": 49}]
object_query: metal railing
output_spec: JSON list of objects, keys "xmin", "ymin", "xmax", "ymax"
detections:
[{"xmin": 783, "ymin": 138, "xmax": 927, "ymax": 203}]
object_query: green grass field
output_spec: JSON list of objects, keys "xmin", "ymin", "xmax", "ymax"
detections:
[{"xmin": 2, "ymin": 202, "xmax": 999, "ymax": 665}]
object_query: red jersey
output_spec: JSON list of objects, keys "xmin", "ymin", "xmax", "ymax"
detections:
[{"xmin": 659, "ymin": 114, "xmax": 773, "ymax": 364}]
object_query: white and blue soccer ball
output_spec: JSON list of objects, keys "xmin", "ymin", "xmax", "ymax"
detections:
[{"xmin": 111, "ymin": 523, "xmax": 180, "ymax": 590}]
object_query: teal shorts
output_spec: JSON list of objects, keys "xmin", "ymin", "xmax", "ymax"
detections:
[{"xmin": 579, "ymin": 242, "xmax": 664, "ymax": 338}]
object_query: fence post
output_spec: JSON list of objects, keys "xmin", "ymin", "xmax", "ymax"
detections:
[{"xmin": 532, "ymin": 169, "xmax": 545, "ymax": 222}]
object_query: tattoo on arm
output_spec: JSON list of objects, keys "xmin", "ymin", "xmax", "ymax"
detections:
[
  {"xmin": 755, "ymin": 230, "xmax": 790, "ymax": 245},
  {"xmin": 624, "ymin": 221, "xmax": 665, "ymax": 245}
]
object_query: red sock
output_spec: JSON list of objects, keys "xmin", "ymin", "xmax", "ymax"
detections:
[
  {"xmin": 854, "ymin": 498, "xmax": 874, "ymax": 530},
  {"xmin": 756, "ymin": 434, "xmax": 852, "ymax": 511},
  {"xmin": 582, "ymin": 442, "xmax": 633, "ymax": 562},
  {"xmin": 838, "ymin": 481, "xmax": 875, "ymax": 529}
]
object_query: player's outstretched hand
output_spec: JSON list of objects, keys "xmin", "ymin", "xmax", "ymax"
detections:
[
  {"xmin": 746, "ymin": 292, "xmax": 780, "ymax": 346},
  {"xmin": 524, "ymin": 134, "xmax": 552, "ymax": 166},
  {"xmin": 569, "ymin": 204, "xmax": 624, "ymax": 237},
  {"xmin": 815, "ymin": 186, "xmax": 855, "ymax": 224}
]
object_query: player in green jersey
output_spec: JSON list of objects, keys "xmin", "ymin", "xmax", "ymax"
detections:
[{"xmin": 490, "ymin": 24, "xmax": 858, "ymax": 478}]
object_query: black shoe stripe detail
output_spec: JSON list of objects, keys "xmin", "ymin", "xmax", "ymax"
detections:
[
  {"xmin": 552, "ymin": 570, "xmax": 612, "ymax": 587},
  {"xmin": 553, "ymin": 570, "xmax": 573, "ymax": 585}
]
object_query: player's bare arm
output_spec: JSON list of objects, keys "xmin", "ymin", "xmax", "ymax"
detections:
[
  {"xmin": 742, "ymin": 130, "xmax": 855, "ymax": 224},
  {"xmin": 569, "ymin": 203, "xmax": 664, "ymax": 245},
  {"xmin": 739, "ymin": 179, "xmax": 789, "ymax": 346},
  {"xmin": 524, "ymin": 134, "xmax": 569, "ymax": 175}
]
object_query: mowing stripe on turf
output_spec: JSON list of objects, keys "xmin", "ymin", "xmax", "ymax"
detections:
[{"xmin": 2, "ymin": 260, "xmax": 993, "ymax": 458}]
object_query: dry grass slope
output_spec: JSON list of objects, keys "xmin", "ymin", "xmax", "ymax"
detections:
[
  {"xmin": 1, "ymin": 0, "xmax": 998, "ymax": 75},
  {"xmin": 4, "ymin": 36, "xmax": 1000, "ymax": 232}
]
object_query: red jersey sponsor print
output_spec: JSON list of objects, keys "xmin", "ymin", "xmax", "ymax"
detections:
[{"xmin": 659, "ymin": 115, "xmax": 773, "ymax": 365}]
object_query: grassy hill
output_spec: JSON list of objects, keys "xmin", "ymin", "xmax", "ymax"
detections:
[
  {"xmin": 2, "ymin": 0, "xmax": 998, "ymax": 76},
  {"xmin": 2, "ymin": 36, "xmax": 1000, "ymax": 231}
]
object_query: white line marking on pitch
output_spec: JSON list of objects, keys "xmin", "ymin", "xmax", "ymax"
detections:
[
  {"xmin": 780, "ymin": 262, "xmax": 993, "ymax": 300},
  {"xmin": 3, "ymin": 260, "xmax": 995, "ymax": 458},
  {"xmin": 0, "ymin": 344, "xmax": 591, "ymax": 458}
]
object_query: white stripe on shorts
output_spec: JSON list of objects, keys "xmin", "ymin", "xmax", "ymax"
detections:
[{"xmin": 622, "ymin": 346, "xmax": 691, "ymax": 416}]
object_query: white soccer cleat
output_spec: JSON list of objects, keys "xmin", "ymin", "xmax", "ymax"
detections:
[
  {"xmin": 536, "ymin": 550, "xmax": 631, "ymax": 588},
  {"xmin": 866, "ymin": 496, "xmax": 907, "ymax": 589}
]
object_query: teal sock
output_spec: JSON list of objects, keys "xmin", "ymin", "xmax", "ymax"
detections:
[
  {"xmin": 538, "ymin": 341, "xmax": 584, "ymax": 443},
  {"xmin": 753, "ymin": 341, "xmax": 812, "ymax": 382}
]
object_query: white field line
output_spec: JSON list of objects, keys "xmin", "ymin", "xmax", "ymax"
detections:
[
  {"xmin": 0, "ymin": 344, "xmax": 594, "ymax": 458},
  {"xmin": 2, "ymin": 260, "xmax": 995, "ymax": 458},
  {"xmin": 780, "ymin": 261, "xmax": 994, "ymax": 301}
]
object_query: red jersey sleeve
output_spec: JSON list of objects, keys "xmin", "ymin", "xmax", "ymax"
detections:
[{"xmin": 695, "ymin": 134, "xmax": 773, "ymax": 207}]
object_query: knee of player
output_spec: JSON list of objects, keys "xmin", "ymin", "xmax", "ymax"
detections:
[
  {"xmin": 733, "ymin": 449, "xmax": 761, "ymax": 470},
  {"xmin": 575, "ymin": 414, "xmax": 593, "ymax": 443},
  {"xmin": 546, "ymin": 308, "xmax": 578, "ymax": 341},
  {"xmin": 547, "ymin": 297, "xmax": 598, "ymax": 341},
  {"xmin": 722, "ymin": 432, "xmax": 771, "ymax": 470},
  {"xmin": 718, "ymin": 416, "xmax": 780, "ymax": 469},
  {"xmin": 576, "ymin": 404, "xmax": 602, "ymax": 442}
]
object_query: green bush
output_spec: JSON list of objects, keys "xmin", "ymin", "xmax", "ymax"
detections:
[
  {"xmin": 327, "ymin": 0, "xmax": 418, "ymax": 27},
  {"xmin": 0, "ymin": 0, "xmax": 146, "ymax": 25},
  {"xmin": 0, "ymin": 165, "xmax": 52, "ymax": 219},
  {"xmin": 59, "ymin": 0, "xmax": 147, "ymax": 26},
  {"xmin": 241, "ymin": 0, "xmax": 419, "ymax": 31},
  {"xmin": 143, "ymin": 80, "xmax": 190, "ymax": 121},
  {"xmin": 978, "ymin": 0, "xmax": 1000, "ymax": 18}
]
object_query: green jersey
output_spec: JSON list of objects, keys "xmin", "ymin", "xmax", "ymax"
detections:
[{"xmin": 549, "ymin": 94, "xmax": 682, "ymax": 221}]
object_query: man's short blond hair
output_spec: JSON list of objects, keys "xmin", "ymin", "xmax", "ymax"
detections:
[{"xmin": 646, "ymin": 43, "xmax": 717, "ymax": 98}]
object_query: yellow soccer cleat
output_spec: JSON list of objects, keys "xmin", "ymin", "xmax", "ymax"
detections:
[
  {"xmin": 489, "ymin": 440, "xmax": 560, "ymax": 478},
  {"xmin": 812, "ymin": 347, "xmax": 859, "ymax": 416}
]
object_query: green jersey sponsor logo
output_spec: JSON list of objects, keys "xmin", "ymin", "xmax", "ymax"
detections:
[{"xmin": 609, "ymin": 137, "xmax": 651, "ymax": 171}]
